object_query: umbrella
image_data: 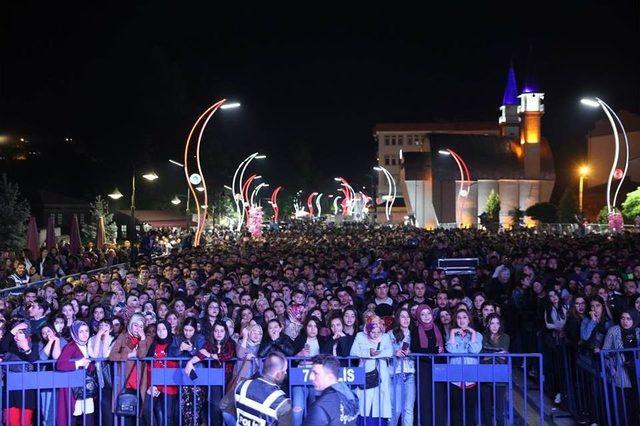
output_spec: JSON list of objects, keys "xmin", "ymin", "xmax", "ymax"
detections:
[
  {"xmin": 69, "ymin": 214, "xmax": 82, "ymax": 255},
  {"xmin": 96, "ymin": 216, "xmax": 106, "ymax": 249},
  {"xmin": 45, "ymin": 216, "xmax": 56, "ymax": 250},
  {"xmin": 26, "ymin": 216, "xmax": 39, "ymax": 261}
]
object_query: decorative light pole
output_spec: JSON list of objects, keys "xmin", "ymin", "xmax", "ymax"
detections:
[
  {"xmin": 183, "ymin": 99, "xmax": 240, "ymax": 246},
  {"xmin": 250, "ymin": 183, "xmax": 269, "ymax": 208},
  {"xmin": 232, "ymin": 153, "xmax": 266, "ymax": 231},
  {"xmin": 333, "ymin": 195, "xmax": 342, "ymax": 216},
  {"xmin": 334, "ymin": 177, "xmax": 355, "ymax": 216},
  {"xmin": 315, "ymin": 193, "xmax": 323, "ymax": 218},
  {"xmin": 438, "ymin": 149, "xmax": 471, "ymax": 226},
  {"xmin": 373, "ymin": 166, "xmax": 396, "ymax": 222},
  {"xmin": 307, "ymin": 192, "xmax": 318, "ymax": 217},
  {"xmin": 270, "ymin": 186, "xmax": 283, "ymax": 222},
  {"xmin": 580, "ymin": 97, "xmax": 629, "ymax": 213}
]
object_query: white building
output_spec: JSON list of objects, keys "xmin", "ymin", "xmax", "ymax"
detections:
[{"xmin": 374, "ymin": 63, "xmax": 555, "ymax": 227}]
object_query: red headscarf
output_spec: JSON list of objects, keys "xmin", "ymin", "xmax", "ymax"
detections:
[{"xmin": 416, "ymin": 304, "xmax": 443, "ymax": 351}]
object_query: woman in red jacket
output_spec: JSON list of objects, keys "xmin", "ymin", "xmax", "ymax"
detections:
[
  {"xmin": 143, "ymin": 320, "xmax": 178, "ymax": 426},
  {"xmin": 184, "ymin": 319, "xmax": 235, "ymax": 426}
]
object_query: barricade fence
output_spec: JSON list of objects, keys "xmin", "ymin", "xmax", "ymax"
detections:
[
  {"xmin": 0, "ymin": 353, "xmax": 545, "ymax": 426},
  {"xmin": 0, "ymin": 263, "xmax": 129, "ymax": 297},
  {"xmin": 562, "ymin": 347, "xmax": 640, "ymax": 426}
]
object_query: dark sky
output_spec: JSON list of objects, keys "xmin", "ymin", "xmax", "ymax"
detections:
[{"xmin": 1, "ymin": 2, "xmax": 639, "ymax": 206}]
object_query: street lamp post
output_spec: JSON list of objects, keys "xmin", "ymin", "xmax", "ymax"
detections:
[
  {"xmin": 580, "ymin": 97, "xmax": 629, "ymax": 213},
  {"xmin": 108, "ymin": 170, "xmax": 158, "ymax": 242},
  {"xmin": 578, "ymin": 165, "xmax": 589, "ymax": 213}
]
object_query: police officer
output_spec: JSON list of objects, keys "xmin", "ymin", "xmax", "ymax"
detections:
[
  {"xmin": 304, "ymin": 354, "xmax": 358, "ymax": 426},
  {"xmin": 234, "ymin": 351, "xmax": 292, "ymax": 426}
]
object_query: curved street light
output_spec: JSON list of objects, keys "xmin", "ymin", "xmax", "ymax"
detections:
[
  {"xmin": 232, "ymin": 153, "xmax": 266, "ymax": 231},
  {"xmin": 315, "ymin": 193, "xmax": 323, "ymax": 218},
  {"xmin": 270, "ymin": 186, "xmax": 283, "ymax": 222},
  {"xmin": 183, "ymin": 99, "xmax": 237, "ymax": 246},
  {"xmin": 307, "ymin": 192, "xmax": 318, "ymax": 217},
  {"xmin": 335, "ymin": 177, "xmax": 356, "ymax": 216},
  {"xmin": 438, "ymin": 148, "xmax": 471, "ymax": 225},
  {"xmin": 373, "ymin": 166, "xmax": 396, "ymax": 222},
  {"xmin": 250, "ymin": 183, "xmax": 269, "ymax": 207},
  {"xmin": 333, "ymin": 195, "xmax": 342, "ymax": 216},
  {"xmin": 581, "ymin": 97, "xmax": 629, "ymax": 213}
]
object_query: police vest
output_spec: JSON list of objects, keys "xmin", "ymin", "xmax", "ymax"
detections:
[
  {"xmin": 234, "ymin": 378, "xmax": 288, "ymax": 426},
  {"xmin": 10, "ymin": 274, "xmax": 29, "ymax": 286}
]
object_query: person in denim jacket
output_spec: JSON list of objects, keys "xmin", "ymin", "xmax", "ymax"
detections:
[
  {"xmin": 387, "ymin": 308, "xmax": 415, "ymax": 426},
  {"xmin": 446, "ymin": 310, "xmax": 482, "ymax": 425}
]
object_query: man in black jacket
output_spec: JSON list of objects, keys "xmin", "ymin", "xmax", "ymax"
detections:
[{"xmin": 304, "ymin": 354, "xmax": 358, "ymax": 426}]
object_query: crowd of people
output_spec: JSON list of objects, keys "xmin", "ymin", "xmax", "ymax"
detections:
[{"xmin": 0, "ymin": 223, "xmax": 639, "ymax": 426}]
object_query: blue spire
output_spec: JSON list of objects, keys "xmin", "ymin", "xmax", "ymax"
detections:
[{"xmin": 502, "ymin": 62, "xmax": 518, "ymax": 105}]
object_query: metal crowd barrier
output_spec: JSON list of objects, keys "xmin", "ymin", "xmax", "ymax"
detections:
[
  {"xmin": 0, "ymin": 263, "xmax": 128, "ymax": 297},
  {"xmin": 599, "ymin": 347, "xmax": 640, "ymax": 426},
  {"xmin": 0, "ymin": 353, "xmax": 544, "ymax": 426}
]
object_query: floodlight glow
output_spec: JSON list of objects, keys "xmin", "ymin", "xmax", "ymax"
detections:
[
  {"xmin": 334, "ymin": 177, "xmax": 342, "ymax": 182},
  {"xmin": 142, "ymin": 172, "xmax": 159, "ymax": 181},
  {"xmin": 220, "ymin": 102, "xmax": 241, "ymax": 109},
  {"xmin": 255, "ymin": 155, "xmax": 267, "ymax": 159},
  {"xmin": 108, "ymin": 188, "xmax": 124, "ymax": 200},
  {"xmin": 171, "ymin": 196, "xmax": 181, "ymax": 205},
  {"xmin": 438, "ymin": 150, "xmax": 451, "ymax": 156},
  {"xmin": 579, "ymin": 165, "xmax": 590, "ymax": 177},
  {"xmin": 580, "ymin": 98, "xmax": 600, "ymax": 108}
]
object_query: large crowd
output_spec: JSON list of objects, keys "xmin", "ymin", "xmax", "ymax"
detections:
[{"xmin": 1, "ymin": 223, "xmax": 640, "ymax": 426}]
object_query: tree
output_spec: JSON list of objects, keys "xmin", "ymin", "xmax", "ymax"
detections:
[
  {"xmin": 484, "ymin": 190, "xmax": 501, "ymax": 221},
  {"xmin": 526, "ymin": 202, "xmax": 558, "ymax": 223},
  {"xmin": 82, "ymin": 195, "xmax": 117, "ymax": 243},
  {"xmin": 481, "ymin": 190, "xmax": 501, "ymax": 231},
  {"xmin": 211, "ymin": 192, "xmax": 237, "ymax": 225},
  {"xmin": 557, "ymin": 189, "xmax": 579, "ymax": 223},
  {"xmin": 0, "ymin": 174, "xmax": 31, "ymax": 252},
  {"xmin": 621, "ymin": 187, "xmax": 640, "ymax": 221},
  {"xmin": 597, "ymin": 206, "xmax": 612, "ymax": 224}
]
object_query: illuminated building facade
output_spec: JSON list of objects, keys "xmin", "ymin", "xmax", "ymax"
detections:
[{"xmin": 374, "ymin": 62, "xmax": 555, "ymax": 227}]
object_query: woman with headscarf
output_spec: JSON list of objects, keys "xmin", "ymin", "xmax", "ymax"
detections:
[
  {"xmin": 410, "ymin": 304, "xmax": 444, "ymax": 426},
  {"xmin": 56, "ymin": 320, "xmax": 97, "ymax": 426},
  {"xmin": 602, "ymin": 309, "xmax": 640, "ymax": 426},
  {"xmin": 350, "ymin": 314, "xmax": 393, "ymax": 425},
  {"xmin": 143, "ymin": 320, "xmax": 179, "ymax": 426},
  {"xmin": 109, "ymin": 313, "xmax": 153, "ymax": 426},
  {"xmin": 284, "ymin": 303, "xmax": 306, "ymax": 340}
]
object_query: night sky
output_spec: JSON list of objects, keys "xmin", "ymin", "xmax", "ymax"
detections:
[{"xmin": 1, "ymin": 2, "xmax": 639, "ymax": 207}]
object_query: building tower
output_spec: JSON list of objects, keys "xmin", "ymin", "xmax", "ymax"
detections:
[
  {"xmin": 518, "ymin": 50, "xmax": 544, "ymax": 179},
  {"xmin": 498, "ymin": 63, "xmax": 520, "ymax": 138}
]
